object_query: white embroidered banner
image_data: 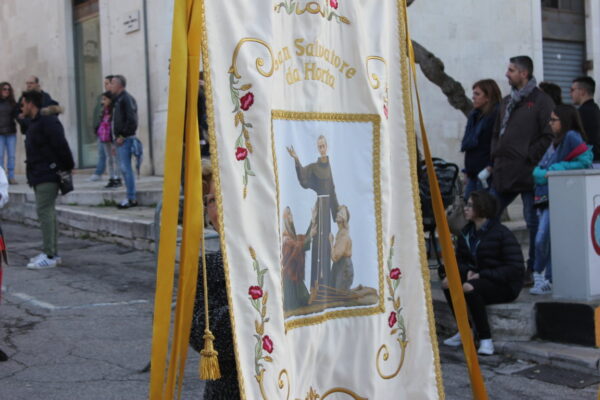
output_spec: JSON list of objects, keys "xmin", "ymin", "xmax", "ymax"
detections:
[{"xmin": 201, "ymin": 1, "xmax": 442, "ymax": 398}]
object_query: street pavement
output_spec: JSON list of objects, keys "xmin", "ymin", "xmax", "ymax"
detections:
[
  {"xmin": 0, "ymin": 221, "xmax": 203, "ymax": 399},
  {"xmin": 0, "ymin": 221, "xmax": 597, "ymax": 399}
]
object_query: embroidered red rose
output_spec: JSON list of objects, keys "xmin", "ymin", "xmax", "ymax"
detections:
[
  {"xmin": 527, "ymin": 101, "xmax": 534, "ymax": 109},
  {"xmin": 262, "ymin": 335, "xmax": 274, "ymax": 353},
  {"xmin": 388, "ymin": 311, "xmax": 397, "ymax": 328},
  {"xmin": 248, "ymin": 285, "xmax": 263, "ymax": 300},
  {"xmin": 235, "ymin": 147, "xmax": 248, "ymax": 161},
  {"xmin": 240, "ymin": 92, "xmax": 254, "ymax": 111},
  {"xmin": 383, "ymin": 104, "xmax": 389, "ymax": 119},
  {"xmin": 390, "ymin": 268, "xmax": 401, "ymax": 280},
  {"xmin": 330, "ymin": 0, "xmax": 338, "ymax": 9}
]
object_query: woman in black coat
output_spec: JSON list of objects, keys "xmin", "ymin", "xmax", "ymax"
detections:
[
  {"xmin": 461, "ymin": 79, "xmax": 502, "ymax": 199},
  {"xmin": 440, "ymin": 190, "xmax": 524, "ymax": 355}
]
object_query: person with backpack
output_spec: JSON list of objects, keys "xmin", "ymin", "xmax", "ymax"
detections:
[{"xmin": 109, "ymin": 75, "xmax": 139, "ymax": 209}]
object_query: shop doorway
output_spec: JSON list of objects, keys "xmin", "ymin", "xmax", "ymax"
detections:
[{"xmin": 73, "ymin": 0, "xmax": 102, "ymax": 168}]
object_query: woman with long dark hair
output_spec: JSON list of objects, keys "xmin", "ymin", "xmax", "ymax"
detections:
[
  {"xmin": 0, "ymin": 82, "xmax": 19, "ymax": 184},
  {"xmin": 530, "ymin": 105, "xmax": 593, "ymax": 295},
  {"xmin": 461, "ymin": 79, "xmax": 502, "ymax": 199}
]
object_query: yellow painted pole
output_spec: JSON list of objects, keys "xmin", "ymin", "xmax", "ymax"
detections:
[{"xmin": 402, "ymin": 1, "xmax": 488, "ymax": 398}]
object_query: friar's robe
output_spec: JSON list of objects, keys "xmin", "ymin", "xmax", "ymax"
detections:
[{"xmin": 294, "ymin": 156, "xmax": 338, "ymax": 293}]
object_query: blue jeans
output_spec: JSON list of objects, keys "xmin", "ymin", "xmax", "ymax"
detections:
[
  {"xmin": 491, "ymin": 189, "xmax": 538, "ymax": 271},
  {"xmin": 94, "ymin": 138, "xmax": 106, "ymax": 176},
  {"xmin": 117, "ymin": 137, "xmax": 137, "ymax": 201},
  {"xmin": 533, "ymin": 208, "xmax": 551, "ymax": 282},
  {"xmin": 0, "ymin": 134, "xmax": 17, "ymax": 179}
]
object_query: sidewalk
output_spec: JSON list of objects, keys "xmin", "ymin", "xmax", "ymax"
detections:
[
  {"xmin": 2, "ymin": 173, "xmax": 164, "ymax": 251},
  {"xmin": 431, "ymin": 271, "xmax": 600, "ymax": 377}
]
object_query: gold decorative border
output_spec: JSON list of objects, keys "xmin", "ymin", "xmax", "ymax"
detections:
[
  {"xmin": 397, "ymin": 0, "xmax": 445, "ymax": 398},
  {"xmin": 271, "ymin": 110, "xmax": 385, "ymax": 331},
  {"xmin": 198, "ymin": 1, "xmax": 248, "ymax": 398},
  {"xmin": 200, "ymin": 0, "xmax": 443, "ymax": 397}
]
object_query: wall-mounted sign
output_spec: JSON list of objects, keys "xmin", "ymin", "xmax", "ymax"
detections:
[{"xmin": 123, "ymin": 10, "xmax": 140, "ymax": 34}]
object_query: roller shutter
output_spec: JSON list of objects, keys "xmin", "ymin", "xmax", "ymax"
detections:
[{"xmin": 542, "ymin": 40, "xmax": 585, "ymax": 104}]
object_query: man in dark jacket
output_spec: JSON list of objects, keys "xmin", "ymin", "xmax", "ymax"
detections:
[
  {"xmin": 490, "ymin": 56, "xmax": 554, "ymax": 281},
  {"xmin": 571, "ymin": 76, "xmax": 600, "ymax": 165},
  {"xmin": 17, "ymin": 76, "xmax": 61, "ymax": 134},
  {"xmin": 21, "ymin": 90, "xmax": 74, "ymax": 269},
  {"xmin": 110, "ymin": 75, "xmax": 139, "ymax": 209}
]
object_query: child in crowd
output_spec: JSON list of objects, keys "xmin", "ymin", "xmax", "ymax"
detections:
[
  {"xmin": 96, "ymin": 91, "xmax": 121, "ymax": 189},
  {"xmin": 530, "ymin": 104, "xmax": 593, "ymax": 295}
]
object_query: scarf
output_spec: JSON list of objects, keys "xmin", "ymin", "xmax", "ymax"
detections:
[{"xmin": 499, "ymin": 76, "xmax": 537, "ymax": 136}]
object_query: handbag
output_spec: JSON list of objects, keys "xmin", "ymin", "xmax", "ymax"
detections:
[{"xmin": 57, "ymin": 170, "xmax": 74, "ymax": 195}]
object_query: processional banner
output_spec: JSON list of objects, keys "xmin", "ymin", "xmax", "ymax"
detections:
[{"xmin": 201, "ymin": 1, "xmax": 443, "ymax": 398}]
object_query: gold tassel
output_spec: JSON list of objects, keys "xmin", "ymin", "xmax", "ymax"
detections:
[{"xmin": 199, "ymin": 329, "xmax": 221, "ymax": 380}]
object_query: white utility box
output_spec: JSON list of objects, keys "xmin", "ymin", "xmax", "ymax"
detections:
[{"xmin": 548, "ymin": 169, "xmax": 600, "ymax": 301}]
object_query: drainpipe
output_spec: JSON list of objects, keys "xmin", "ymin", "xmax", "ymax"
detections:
[{"xmin": 142, "ymin": 0, "xmax": 155, "ymax": 175}]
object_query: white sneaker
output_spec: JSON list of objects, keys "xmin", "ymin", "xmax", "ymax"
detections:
[
  {"xmin": 529, "ymin": 272, "xmax": 544, "ymax": 294},
  {"xmin": 443, "ymin": 332, "xmax": 462, "ymax": 347},
  {"xmin": 27, "ymin": 254, "xmax": 58, "ymax": 269},
  {"xmin": 478, "ymin": 338, "xmax": 494, "ymax": 355},
  {"xmin": 88, "ymin": 174, "xmax": 102, "ymax": 182},
  {"xmin": 29, "ymin": 253, "xmax": 61, "ymax": 264},
  {"xmin": 530, "ymin": 280, "xmax": 552, "ymax": 295}
]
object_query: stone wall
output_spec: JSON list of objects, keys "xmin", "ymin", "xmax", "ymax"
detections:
[
  {"xmin": 0, "ymin": 0, "xmax": 76, "ymax": 175},
  {"xmin": 408, "ymin": 0, "xmax": 543, "ymax": 166}
]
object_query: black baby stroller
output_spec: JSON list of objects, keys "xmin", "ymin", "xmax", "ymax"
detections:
[{"xmin": 418, "ymin": 157, "xmax": 461, "ymax": 268}]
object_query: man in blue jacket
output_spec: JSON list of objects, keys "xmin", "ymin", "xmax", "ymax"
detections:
[
  {"xmin": 21, "ymin": 90, "xmax": 74, "ymax": 269},
  {"xmin": 110, "ymin": 75, "xmax": 139, "ymax": 209}
]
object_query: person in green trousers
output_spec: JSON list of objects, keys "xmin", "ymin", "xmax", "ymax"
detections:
[{"xmin": 21, "ymin": 90, "xmax": 74, "ymax": 269}]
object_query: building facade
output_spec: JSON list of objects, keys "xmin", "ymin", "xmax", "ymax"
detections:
[
  {"xmin": 409, "ymin": 0, "xmax": 600, "ymax": 165},
  {"xmin": 0, "ymin": 0, "xmax": 598, "ymax": 175}
]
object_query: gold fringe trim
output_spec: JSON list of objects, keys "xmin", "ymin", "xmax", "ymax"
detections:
[{"xmin": 199, "ymin": 329, "xmax": 222, "ymax": 380}]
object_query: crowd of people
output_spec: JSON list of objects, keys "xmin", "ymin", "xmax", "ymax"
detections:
[
  {"xmin": 0, "ymin": 74, "xmax": 142, "ymax": 269},
  {"xmin": 442, "ymin": 55, "xmax": 597, "ymax": 356}
]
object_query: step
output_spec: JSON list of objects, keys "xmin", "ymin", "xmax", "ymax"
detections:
[
  {"xmin": 8, "ymin": 174, "xmax": 164, "ymax": 207},
  {"xmin": 432, "ymin": 277, "xmax": 536, "ymax": 341},
  {"xmin": 1, "ymin": 201, "xmax": 159, "ymax": 251}
]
